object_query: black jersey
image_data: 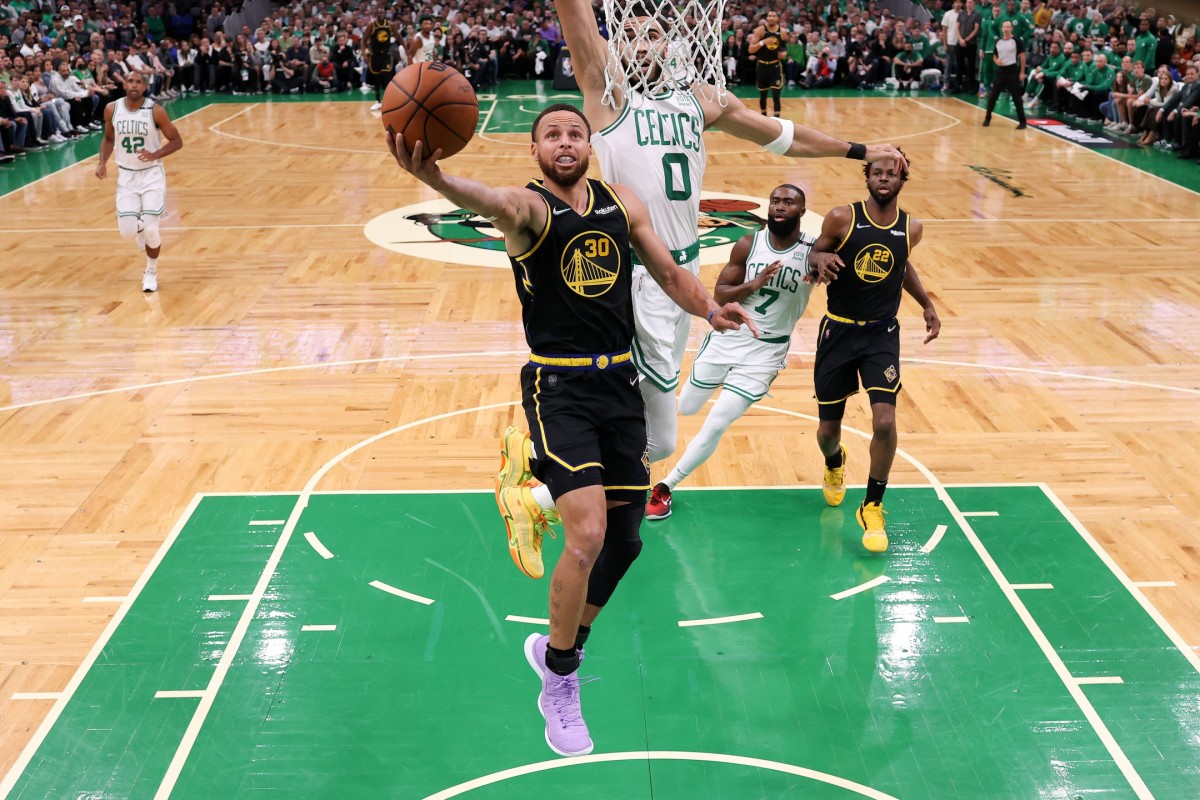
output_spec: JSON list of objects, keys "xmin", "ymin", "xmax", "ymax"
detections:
[
  {"xmin": 827, "ymin": 201, "xmax": 911, "ymax": 322},
  {"xmin": 366, "ymin": 21, "xmax": 393, "ymax": 69},
  {"xmin": 757, "ymin": 27, "xmax": 784, "ymax": 63},
  {"xmin": 510, "ymin": 179, "xmax": 635, "ymax": 356}
]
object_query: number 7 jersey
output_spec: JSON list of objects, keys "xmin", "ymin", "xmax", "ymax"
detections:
[
  {"xmin": 591, "ymin": 87, "xmax": 706, "ymax": 270},
  {"xmin": 112, "ymin": 97, "xmax": 163, "ymax": 172}
]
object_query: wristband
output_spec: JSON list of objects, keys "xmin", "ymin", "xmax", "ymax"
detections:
[
  {"xmin": 846, "ymin": 142, "xmax": 867, "ymax": 160},
  {"xmin": 707, "ymin": 308, "xmax": 718, "ymax": 324}
]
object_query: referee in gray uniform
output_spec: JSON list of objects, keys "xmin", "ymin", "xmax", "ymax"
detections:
[{"xmin": 982, "ymin": 20, "xmax": 1027, "ymax": 129}]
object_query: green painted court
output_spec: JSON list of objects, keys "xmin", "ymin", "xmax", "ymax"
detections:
[{"xmin": 4, "ymin": 485, "xmax": 1199, "ymax": 799}]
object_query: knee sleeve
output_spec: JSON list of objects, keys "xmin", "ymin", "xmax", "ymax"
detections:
[
  {"xmin": 586, "ymin": 503, "xmax": 645, "ymax": 608},
  {"xmin": 118, "ymin": 215, "xmax": 140, "ymax": 239},
  {"xmin": 640, "ymin": 382, "xmax": 678, "ymax": 463},
  {"xmin": 143, "ymin": 215, "xmax": 161, "ymax": 248}
]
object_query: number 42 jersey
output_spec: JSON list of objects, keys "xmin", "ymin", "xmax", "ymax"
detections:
[{"xmin": 112, "ymin": 97, "xmax": 163, "ymax": 172}]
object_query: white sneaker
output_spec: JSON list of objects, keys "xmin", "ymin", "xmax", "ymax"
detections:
[
  {"xmin": 359, "ymin": 84, "xmax": 371, "ymax": 93},
  {"xmin": 142, "ymin": 269, "xmax": 157, "ymax": 293},
  {"xmin": 369, "ymin": 101, "xmax": 382, "ymax": 111}
]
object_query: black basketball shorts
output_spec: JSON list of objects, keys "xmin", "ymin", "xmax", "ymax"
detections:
[
  {"xmin": 520, "ymin": 363, "xmax": 650, "ymax": 504},
  {"xmin": 757, "ymin": 60, "xmax": 783, "ymax": 91},
  {"xmin": 813, "ymin": 316, "xmax": 902, "ymax": 421}
]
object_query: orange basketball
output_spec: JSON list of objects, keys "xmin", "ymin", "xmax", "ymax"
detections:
[{"xmin": 382, "ymin": 62, "xmax": 478, "ymax": 159}]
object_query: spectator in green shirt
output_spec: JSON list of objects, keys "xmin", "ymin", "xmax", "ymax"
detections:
[
  {"xmin": 979, "ymin": 0, "xmax": 1001, "ymax": 93},
  {"xmin": 1050, "ymin": 48, "xmax": 1084, "ymax": 111},
  {"xmin": 147, "ymin": 6, "xmax": 166, "ymax": 42},
  {"xmin": 1072, "ymin": 51, "xmax": 1115, "ymax": 118},
  {"xmin": 1133, "ymin": 19, "xmax": 1157, "ymax": 69},
  {"xmin": 1064, "ymin": 5, "xmax": 1088, "ymax": 38},
  {"xmin": 1026, "ymin": 39, "xmax": 1065, "ymax": 103}
]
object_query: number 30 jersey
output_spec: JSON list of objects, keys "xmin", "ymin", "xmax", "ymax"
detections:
[
  {"xmin": 509, "ymin": 179, "xmax": 636, "ymax": 356},
  {"xmin": 592, "ymin": 87, "xmax": 706, "ymax": 271},
  {"xmin": 112, "ymin": 97, "xmax": 162, "ymax": 172}
]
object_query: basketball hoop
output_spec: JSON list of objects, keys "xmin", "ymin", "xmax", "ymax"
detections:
[{"xmin": 601, "ymin": 0, "xmax": 728, "ymax": 106}]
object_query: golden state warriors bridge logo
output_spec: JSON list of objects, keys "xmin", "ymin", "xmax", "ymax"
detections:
[
  {"xmin": 364, "ymin": 193, "xmax": 823, "ymax": 268},
  {"xmin": 561, "ymin": 233, "xmax": 620, "ymax": 297},
  {"xmin": 854, "ymin": 245, "xmax": 894, "ymax": 284}
]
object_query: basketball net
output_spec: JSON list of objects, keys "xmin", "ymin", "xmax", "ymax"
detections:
[{"xmin": 601, "ymin": 0, "xmax": 728, "ymax": 107}]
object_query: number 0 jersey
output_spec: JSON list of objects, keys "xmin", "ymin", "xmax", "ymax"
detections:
[
  {"xmin": 510, "ymin": 179, "xmax": 636, "ymax": 356},
  {"xmin": 592, "ymin": 87, "xmax": 706, "ymax": 269},
  {"xmin": 112, "ymin": 97, "xmax": 162, "ymax": 172}
]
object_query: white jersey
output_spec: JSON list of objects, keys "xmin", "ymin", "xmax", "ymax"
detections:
[
  {"xmin": 412, "ymin": 32, "xmax": 437, "ymax": 63},
  {"xmin": 739, "ymin": 228, "xmax": 815, "ymax": 341},
  {"xmin": 592, "ymin": 87, "xmax": 706, "ymax": 270},
  {"xmin": 112, "ymin": 97, "xmax": 163, "ymax": 172}
]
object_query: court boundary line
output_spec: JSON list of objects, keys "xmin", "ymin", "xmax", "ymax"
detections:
[
  {"xmin": 0, "ymin": 104, "xmax": 214, "ymax": 203},
  {"xmin": 421, "ymin": 750, "xmax": 900, "ymax": 800},
  {"xmin": 0, "ymin": 493, "xmax": 204, "ymax": 797},
  {"xmin": 951, "ymin": 96, "xmax": 1200, "ymax": 199},
  {"xmin": 3, "ymin": 346, "xmax": 1196, "ymax": 415},
  {"xmin": 1039, "ymin": 483, "xmax": 1200, "ymax": 675},
  {"xmin": 757, "ymin": 404, "xmax": 1154, "ymax": 798}
]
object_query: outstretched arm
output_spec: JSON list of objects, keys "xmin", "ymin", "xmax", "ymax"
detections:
[
  {"xmin": 385, "ymin": 132, "xmax": 545, "ymax": 253},
  {"xmin": 709, "ymin": 96, "xmax": 909, "ymax": 170},
  {"xmin": 553, "ymin": 0, "xmax": 609, "ymax": 94},
  {"xmin": 612, "ymin": 183, "xmax": 758, "ymax": 335}
]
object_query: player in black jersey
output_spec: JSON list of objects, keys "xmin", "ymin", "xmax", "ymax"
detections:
[
  {"xmin": 365, "ymin": 7, "xmax": 393, "ymax": 111},
  {"xmin": 750, "ymin": 11, "xmax": 788, "ymax": 117},
  {"xmin": 387, "ymin": 103, "xmax": 754, "ymax": 758},
  {"xmin": 808, "ymin": 152, "xmax": 941, "ymax": 553}
]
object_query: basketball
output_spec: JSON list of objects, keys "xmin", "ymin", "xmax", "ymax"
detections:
[{"xmin": 382, "ymin": 62, "xmax": 479, "ymax": 159}]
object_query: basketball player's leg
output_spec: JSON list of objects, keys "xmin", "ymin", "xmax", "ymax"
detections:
[
  {"xmin": 647, "ymin": 333, "xmax": 728, "ymax": 518},
  {"xmin": 662, "ymin": 390, "xmax": 755, "ymax": 491},
  {"xmin": 524, "ymin": 367, "xmax": 648, "ymax": 758},
  {"xmin": 855, "ymin": 323, "xmax": 903, "ymax": 553},
  {"xmin": 139, "ymin": 175, "xmax": 166, "ymax": 292},
  {"xmin": 659, "ymin": 339, "xmax": 774, "ymax": 500},
  {"xmin": 631, "ymin": 266, "xmax": 689, "ymax": 463},
  {"xmin": 813, "ymin": 320, "xmax": 861, "ymax": 509}
]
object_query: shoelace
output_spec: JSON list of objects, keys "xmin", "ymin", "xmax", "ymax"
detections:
[{"xmin": 547, "ymin": 675, "xmax": 599, "ymax": 728}]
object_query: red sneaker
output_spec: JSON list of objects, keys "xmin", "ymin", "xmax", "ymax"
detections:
[{"xmin": 645, "ymin": 483, "xmax": 672, "ymax": 520}]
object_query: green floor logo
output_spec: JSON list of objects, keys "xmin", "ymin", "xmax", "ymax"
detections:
[{"xmin": 365, "ymin": 192, "xmax": 821, "ymax": 268}]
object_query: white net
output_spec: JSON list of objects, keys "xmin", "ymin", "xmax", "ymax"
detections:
[{"xmin": 600, "ymin": 0, "xmax": 728, "ymax": 107}]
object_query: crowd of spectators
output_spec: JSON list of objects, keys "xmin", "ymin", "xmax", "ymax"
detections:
[{"xmin": 1, "ymin": 0, "xmax": 1197, "ymax": 165}]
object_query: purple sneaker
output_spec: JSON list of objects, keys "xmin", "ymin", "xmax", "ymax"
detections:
[{"xmin": 523, "ymin": 633, "xmax": 593, "ymax": 757}]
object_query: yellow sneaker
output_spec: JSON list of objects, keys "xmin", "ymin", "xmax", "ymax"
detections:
[
  {"xmin": 856, "ymin": 501, "xmax": 888, "ymax": 553},
  {"xmin": 497, "ymin": 425, "xmax": 533, "ymax": 493},
  {"xmin": 498, "ymin": 485, "xmax": 556, "ymax": 580},
  {"xmin": 822, "ymin": 445, "xmax": 847, "ymax": 507}
]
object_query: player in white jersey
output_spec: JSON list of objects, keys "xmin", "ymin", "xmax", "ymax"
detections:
[
  {"xmin": 496, "ymin": 0, "xmax": 908, "ymax": 570},
  {"xmin": 407, "ymin": 17, "xmax": 439, "ymax": 64},
  {"xmin": 647, "ymin": 185, "xmax": 815, "ymax": 519},
  {"xmin": 95, "ymin": 71, "xmax": 183, "ymax": 292}
]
